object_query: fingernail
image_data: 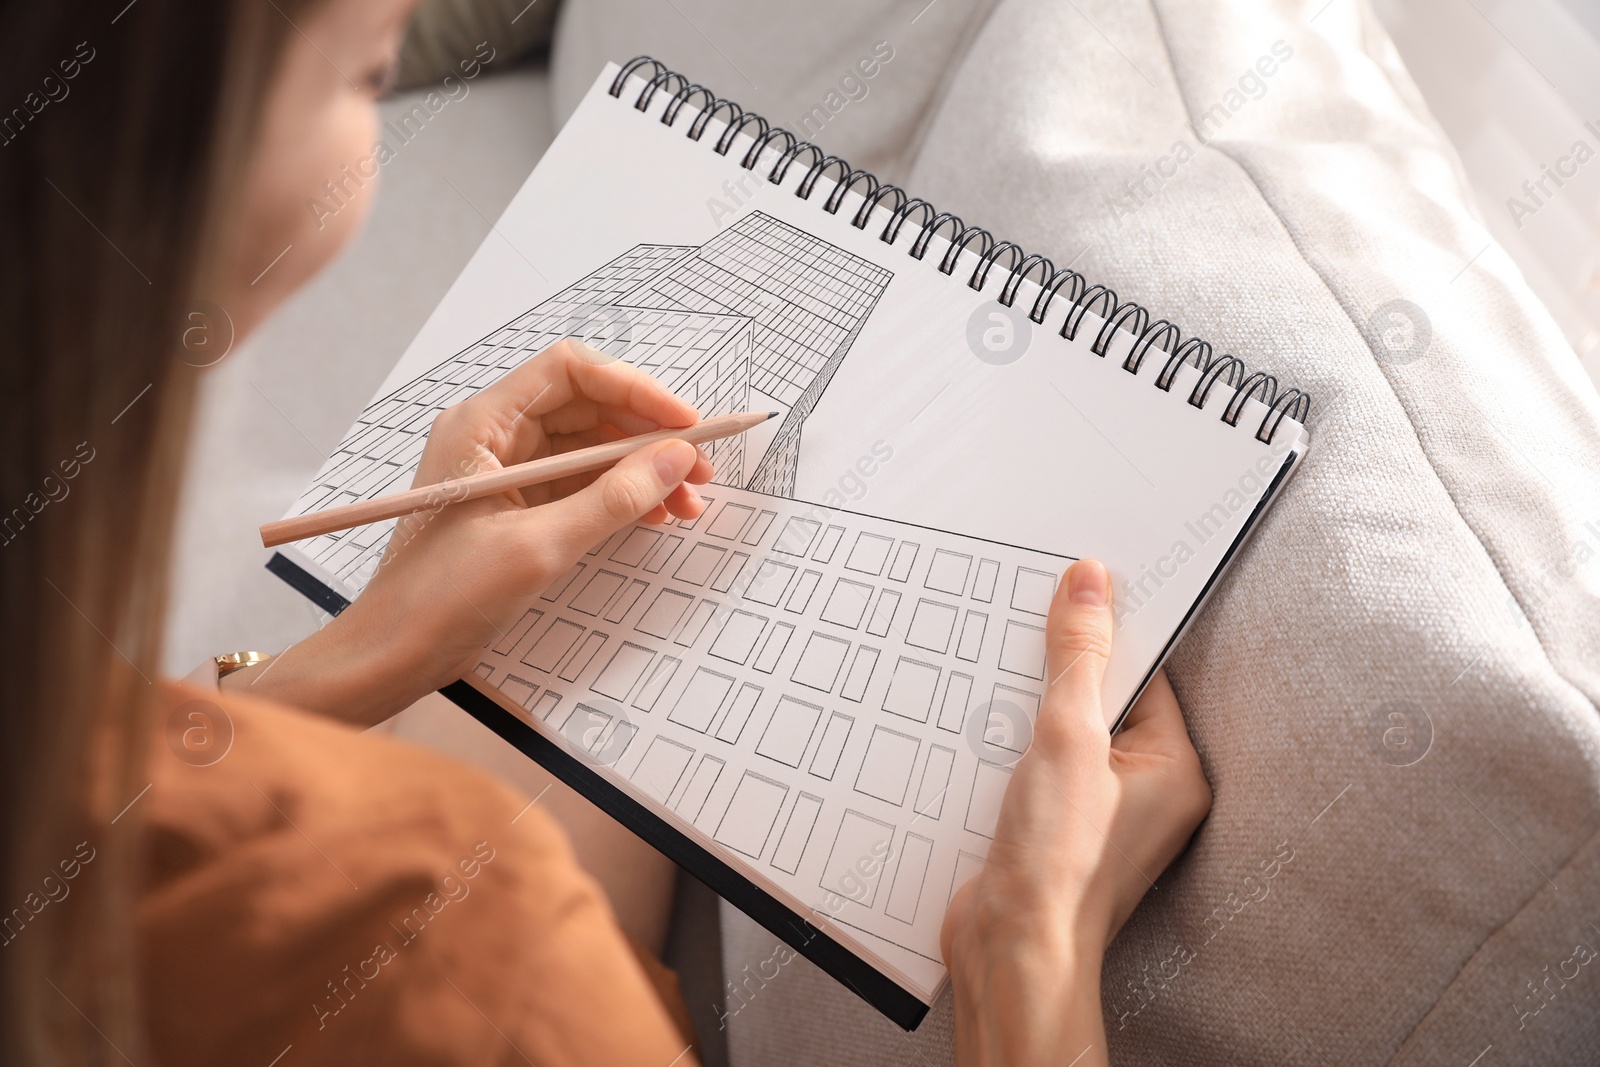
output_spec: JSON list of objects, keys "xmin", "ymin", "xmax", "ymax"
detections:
[
  {"xmin": 653, "ymin": 440, "xmax": 694, "ymax": 484},
  {"xmin": 1068, "ymin": 560, "xmax": 1108, "ymax": 605}
]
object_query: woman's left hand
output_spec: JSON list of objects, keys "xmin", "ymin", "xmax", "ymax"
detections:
[
  {"xmin": 224, "ymin": 340, "xmax": 714, "ymax": 724},
  {"xmin": 941, "ymin": 561, "xmax": 1212, "ymax": 1067}
]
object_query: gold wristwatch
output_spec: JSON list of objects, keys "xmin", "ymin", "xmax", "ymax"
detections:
[{"xmin": 214, "ymin": 651, "xmax": 272, "ymax": 679}]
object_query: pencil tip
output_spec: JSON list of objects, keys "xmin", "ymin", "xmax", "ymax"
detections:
[{"xmin": 767, "ymin": 411, "xmax": 779, "ymax": 419}]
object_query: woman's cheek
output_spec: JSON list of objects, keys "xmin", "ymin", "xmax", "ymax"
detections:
[
  {"xmin": 230, "ymin": 91, "xmax": 380, "ymax": 337},
  {"xmin": 281, "ymin": 93, "xmax": 381, "ymax": 280}
]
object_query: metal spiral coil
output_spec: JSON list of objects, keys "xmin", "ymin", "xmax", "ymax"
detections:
[{"xmin": 611, "ymin": 57, "xmax": 1312, "ymax": 444}]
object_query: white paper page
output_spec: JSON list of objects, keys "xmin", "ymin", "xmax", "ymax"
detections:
[{"xmin": 278, "ymin": 65, "xmax": 1306, "ymax": 999}]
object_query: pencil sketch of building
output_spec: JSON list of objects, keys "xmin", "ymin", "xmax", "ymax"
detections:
[{"xmin": 288, "ymin": 211, "xmax": 892, "ymax": 588}]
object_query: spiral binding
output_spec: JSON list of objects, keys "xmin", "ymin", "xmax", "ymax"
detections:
[{"xmin": 611, "ymin": 57, "xmax": 1311, "ymax": 446}]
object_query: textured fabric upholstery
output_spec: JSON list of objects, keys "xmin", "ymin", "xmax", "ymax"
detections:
[{"xmin": 553, "ymin": 1, "xmax": 1600, "ymax": 1062}]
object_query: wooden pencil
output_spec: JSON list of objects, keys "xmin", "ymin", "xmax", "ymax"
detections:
[{"xmin": 259, "ymin": 410, "xmax": 775, "ymax": 548}]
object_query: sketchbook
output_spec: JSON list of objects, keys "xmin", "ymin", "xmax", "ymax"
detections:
[{"xmin": 268, "ymin": 58, "xmax": 1310, "ymax": 1029}]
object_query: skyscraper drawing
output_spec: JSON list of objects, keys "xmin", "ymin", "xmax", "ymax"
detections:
[{"xmin": 288, "ymin": 212, "xmax": 892, "ymax": 587}]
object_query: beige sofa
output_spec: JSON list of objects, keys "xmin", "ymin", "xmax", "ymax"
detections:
[
  {"xmin": 170, "ymin": 0, "xmax": 1600, "ymax": 1063},
  {"xmin": 554, "ymin": 1, "xmax": 1600, "ymax": 1064}
]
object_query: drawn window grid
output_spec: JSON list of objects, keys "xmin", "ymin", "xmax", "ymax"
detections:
[
  {"xmin": 754, "ymin": 694, "xmax": 826, "ymax": 769},
  {"xmin": 280, "ymin": 216, "xmax": 1104, "ymax": 959},
  {"xmin": 818, "ymin": 809, "xmax": 896, "ymax": 910},
  {"xmin": 713, "ymin": 770, "xmax": 790, "ymax": 860},
  {"xmin": 638, "ymin": 280, "xmax": 847, "ymax": 403},
  {"xmin": 291, "ymin": 239, "xmax": 781, "ymax": 571},
  {"xmin": 344, "ymin": 563, "xmax": 1056, "ymax": 953},
  {"xmin": 770, "ymin": 792, "xmax": 824, "ymax": 875},
  {"xmin": 505, "ymin": 531, "xmax": 1049, "ymax": 742},
  {"xmin": 852, "ymin": 725, "xmax": 922, "ymax": 808}
]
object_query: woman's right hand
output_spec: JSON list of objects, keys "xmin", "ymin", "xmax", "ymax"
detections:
[
  {"xmin": 941, "ymin": 560, "xmax": 1213, "ymax": 1067},
  {"xmin": 226, "ymin": 340, "xmax": 715, "ymax": 726}
]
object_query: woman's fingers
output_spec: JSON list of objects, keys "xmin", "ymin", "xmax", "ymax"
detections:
[
  {"xmin": 633, "ymin": 480, "xmax": 705, "ymax": 527},
  {"xmin": 1034, "ymin": 559, "xmax": 1116, "ymax": 753},
  {"xmin": 525, "ymin": 431, "xmax": 713, "ymax": 510},
  {"xmin": 544, "ymin": 429, "xmax": 715, "ymax": 484},
  {"xmin": 1111, "ymin": 669, "xmax": 1191, "ymax": 753},
  {"xmin": 659, "ymin": 479, "xmax": 707, "ymax": 518},
  {"xmin": 520, "ymin": 439, "xmax": 701, "ymax": 570},
  {"xmin": 416, "ymin": 338, "xmax": 711, "ymax": 489},
  {"xmin": 1112, "ymin": 669, "xmax": 1213, "ymax": 827},
  {"xmin": 478, "ymin": 339, "xmax": 699, "ymax": 441}
]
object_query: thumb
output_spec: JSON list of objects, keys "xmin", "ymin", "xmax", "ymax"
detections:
[
  {"xmin": 534, "ymin": 438, "xmax": 699, "ymax": 562},
  {"xmin": 1041, "ymin": 559, "xmax": 1115, "ymax": 731}
]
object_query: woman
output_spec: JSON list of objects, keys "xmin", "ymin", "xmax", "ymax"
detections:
[{"xmin": 0, "ymin": 0, "xmax": 1212, "ymax": 1064}]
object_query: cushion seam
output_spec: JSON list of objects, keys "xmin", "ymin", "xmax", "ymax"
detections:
[
  {"xmin": 1137, "ymin": 2, "xmax": 1588, "ymax": 702},
  {"xmin": 1134, "ymin": 3, "xmax": 1534, "ymax": 630},
  {"xmin": 1387, "ymin": 815, "xmax": 1600, "ymax": 1061},
  {"xmin": 1136, "ymin": 1, "xmax": 1598, "ymax": 1062}
]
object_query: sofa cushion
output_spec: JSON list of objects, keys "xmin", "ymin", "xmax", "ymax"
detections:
[
  {"xmin": 554, "ymin": 1, "xmax": 1600, "ymax": 1062},
  {"xmin": 549, "ymin": 0, "xmax": 995, "ymax": 182},
  {"xmin": 397, "ymin": 0, "xmax": 561, "ymax": 90}
]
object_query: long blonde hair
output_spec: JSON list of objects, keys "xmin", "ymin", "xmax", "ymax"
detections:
[{"xmin": 0, "ymin": 2, "xmax": 317, "ymax": 1060}]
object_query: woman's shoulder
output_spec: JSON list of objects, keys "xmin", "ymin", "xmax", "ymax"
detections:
[
  {"xmin": 140, "ymin": 681, "xmax": 692, "ymax": 1067},
  {"xmin": 145, "ymin": 681, "xmax": 556, "ymax": 895},
  {"xmin": 147, "ymin": 680, "xmax": 545, "ymax": 869}
]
